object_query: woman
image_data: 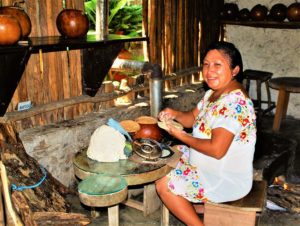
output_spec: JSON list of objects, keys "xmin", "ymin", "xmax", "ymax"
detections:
[{"xmin": 156, "ymin": 41, "xmax": 256, "ymax": 226}]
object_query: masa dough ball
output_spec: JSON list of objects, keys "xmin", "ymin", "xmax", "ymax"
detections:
[{"xmin": 87, "ymin": 125, "xmax": 126, "ymax": 162}]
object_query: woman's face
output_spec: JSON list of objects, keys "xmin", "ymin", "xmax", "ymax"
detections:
[{"xmin": 202, "ymin": 49, "xmax": 238, "ymax": 91}]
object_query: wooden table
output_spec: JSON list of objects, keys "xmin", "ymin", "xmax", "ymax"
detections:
[
  {"xmin": 73, "ymin": 150, "xmax": 175, "ymax": 216},
  {"xmin": 269, "ymin": 77, "xmax": 300, "ymax": 132}
]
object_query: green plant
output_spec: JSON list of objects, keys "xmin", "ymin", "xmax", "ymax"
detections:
[
  {"xmin": 84, "ymin": 0, "xmax": 97, "ymax": 30},
  {"xmin": 84, "ymin": 0, "xmax": 142, "ymax": 37}
]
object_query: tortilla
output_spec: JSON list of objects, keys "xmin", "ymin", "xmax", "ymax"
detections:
[{"xmin": 158, "ymin": 120, "xmax": 183, "ymax": 131}]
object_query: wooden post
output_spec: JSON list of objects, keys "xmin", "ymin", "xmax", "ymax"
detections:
[{"xmin": 0, "ymin": 162, "xmax": 24, "ymax": 226}]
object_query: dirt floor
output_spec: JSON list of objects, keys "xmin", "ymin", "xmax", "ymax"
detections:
[{"xmin": 68, "ymin": 115, "xmax": 300, "ymax": 226}]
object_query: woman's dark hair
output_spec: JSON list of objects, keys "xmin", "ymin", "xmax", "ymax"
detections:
[{"xmin": 204, "ymin": 41, "xmax": 244, "ymax": 83}]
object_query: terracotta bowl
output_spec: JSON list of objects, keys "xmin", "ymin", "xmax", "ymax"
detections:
[
  {"xmin": 56, "ymin": 9, "xmax": 89, "ymax": 38},
  {"xmin": 0, "ymin": 15, "xmax": 21, "ymax": 45},
  {"xmin": 134, "ymin": 116, "xmax": 162, "ymax": 141},
  {"xmin": 0, "ymin": 6, "xmax": 31, "ymax": 38}
]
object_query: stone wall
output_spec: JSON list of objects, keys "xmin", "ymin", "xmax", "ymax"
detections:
[
  {"xmin": 19, "ymin": 84, "xmax": 205, "ymax": 187},
  {"xmin": 225, "ymin": 0, "xmax": 300, "ymax": 118}
]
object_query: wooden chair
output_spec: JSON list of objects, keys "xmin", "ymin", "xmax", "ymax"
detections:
[
  {"xmin": 161, "ymin": 180, "xmax": 267, "ymax": 226},
  {"xmin": 243, "ymin": 69, "xmax": 275, "ymax": 117},
  {"xmin": 78, "ymin": 174, "xmax": 128, "ymax": 226}
]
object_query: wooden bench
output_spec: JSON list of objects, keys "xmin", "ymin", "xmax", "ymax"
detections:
[
  {"xmin": 78, "ymin": 174, "xmax": 128, "ymax": 226},
  {"xmin": 161, "ymin": 180, "xmax": 267, "ymax": 226}
]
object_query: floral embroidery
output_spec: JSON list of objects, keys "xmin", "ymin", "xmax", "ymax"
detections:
[
  {"xmin": 199, "ymin": 123, "xmax": 205, "ymax": 132},
  {"xmin": 193, "ymin": 89, "xmax": 256, "ymax": 144},
  {"xmin": 240, "ymin": 131, "xmax": 247, "ymax": 140},
  {"xmin": 235, "ymin": 105, "xmax": 242, "ymax": 113},
  {"xmin": 175, "ymin": 169, "xmax": 182, "ymax": 175},
  {"xmin": 219, "ymin": 106, "xmax": 227, "ymax": 115},
  {"xmin": 167, "ymin": 147, "xmax": 208, "ymax": 203},
  {"xmin": 183, "ymin": 168, "xmax": 191, "ymax": 175}
]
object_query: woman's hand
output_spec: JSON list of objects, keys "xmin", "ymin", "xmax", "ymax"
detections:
[
  {"xmin": 164, "ymin": 121, "xmax": 186, "ymax": 138},
  {"xmin": 158, "ymin": 108, "xmax": 177, "ymax": 122}
]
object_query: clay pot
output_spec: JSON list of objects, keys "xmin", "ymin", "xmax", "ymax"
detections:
[
  {"xmin": 287, "ymin": 2, "xmax": 300, "ymax": 22},
  {"xmin": 270, "ymin": 4, "xmax": 287, "ymax": 22},
  {"xmin": 250, "ymin": 4, "xmax": 268, "ymax": 21},
  {"xmin": 134, "ymin": 116, "xmax": 162, "ymax": 141},
  {"xmin": 238, "ymin": 8, "xmax": 250, "ymax": 21},
  {"xmin": 0, "ymin": 15, "xmax": 21, "ymax": 45},
  {"xmin": 56, "ymin": 9, "xmax": 89, "ymax": 38},
  {"xmin": 220, "ymin": 3, "xmax": 239, "ymax": 20},
  {"xmin": 0, "ymin": 6, "xmax": 31, "ymax": 38}
]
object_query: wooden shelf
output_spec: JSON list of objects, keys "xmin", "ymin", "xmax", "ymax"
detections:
[
  {"xmin": 221, "ymin": 20, "xmax": 300, "ymax": 29},
  {"xmin": 0, "ymin": 34, "xmax": 148, "ymax": 116}
]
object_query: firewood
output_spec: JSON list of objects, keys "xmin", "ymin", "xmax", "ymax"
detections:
[
  {"xmin": 11, "ymin": 191, "xmax": 36, "ymax": 226},
  {"xmin": 268, "ymin": 184, "xmax": 300, "ymax": 213},
  {"xmin": 0, "ymin": 161, "xmax": 23, "ymax": 226},
  {"xmin": 0, "ymin": 178, "xmax": 5, "ymax": 226},
  {"xmin": 32, "ymin": 212, "xmax": 90, "ymax": 226}
]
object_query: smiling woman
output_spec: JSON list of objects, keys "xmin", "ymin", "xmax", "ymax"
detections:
[{"xmin": 156, "ymin": 41, "xmax": 256, "ymax": 226}]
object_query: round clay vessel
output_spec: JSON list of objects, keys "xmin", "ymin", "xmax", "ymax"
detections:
[
  {"xmin": 238, "ymin": 8, "xmax": 250, "ymax": 21},
  {"xmin": 56, "ymin": 9, "xmax": 89, "ymax": 38},
  {"xmin": 270, "ymin": 4, "xmax": 287, "ymax": 22},
  {"xmin": 250, "ymin": 4, "xmax": 268, "ymax": 21},
  {"xmin": 287, "ymin": 2, "xmax": 300, "ymax": 22},
  {"xmin": 120, "ymin": 120, "xmax": 141, "ymax": 137},
  {"xmin": 220, "ymin": 3, "xmax": 239, "ymax": 20},
  {"xmin": 134, "ymin": 116, "xmax": 162, "ymax": 141},
  {"xmin": 0, "ymin": 15, "xmax": 21, "ymax": 45},
  {"xmin": 0, "ymin": 6, "xmax": 31, "ymax": 38}
]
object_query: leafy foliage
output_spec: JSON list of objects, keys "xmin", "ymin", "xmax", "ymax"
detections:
[{"xmin": 84, "ymin": 0, "xmax": 142, "ymax": 37}]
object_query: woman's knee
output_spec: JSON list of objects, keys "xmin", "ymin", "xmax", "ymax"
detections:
[{"xmin": 155, "ymin": 176, "xmax": 168, "ymax": 195}]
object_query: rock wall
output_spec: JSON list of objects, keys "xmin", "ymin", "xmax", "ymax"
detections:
[
  {"xmin": 19, "ymin": 85, "xmax": 205, "ymax": 187},
  {"xmin": 225, "ymin": 0, "xmax": 300, "ymax": 118}
]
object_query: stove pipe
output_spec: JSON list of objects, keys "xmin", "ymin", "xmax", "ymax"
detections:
[{"xmin": 142, "ymin": 63, "xmax": 163, "ymax": 117}]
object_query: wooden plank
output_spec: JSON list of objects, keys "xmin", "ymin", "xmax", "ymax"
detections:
[
  {"xmin": 32, "ymin": 212, "xmax": 90, "ymax": 226},
  {"xmin": 143, "ymin": 183, "xmax": 161, "ymax": 216},
  {"xmin": 0, "ymin": 161, "xmax": 24, "ymax": 226},
  {"xmin": 65, "ymin": 0, "xmax": 85, "ymax": 113},
  {"xmin": 207, "ymin": 180, "xmax": 267, "ymax": 212},
  {"xmin": 0, "ymin": 174, "xmax": 5, "ymax": 226},
  {"xmin": 204, "ymin": 204, "xmax": 256, "ymax": 226}
]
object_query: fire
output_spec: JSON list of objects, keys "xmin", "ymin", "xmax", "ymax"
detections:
[
  {"xmin": 273, "ymin": 176, "xmax": 285, "ymax": 186},
  {"xmin": 273, "ymin": 176, "xmax": 289, "ymax": 190}
]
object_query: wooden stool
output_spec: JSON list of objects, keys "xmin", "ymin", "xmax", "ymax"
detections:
[
  {"xmin": 243, "ymin": 70, "xmax": 275, "ymax": 116},
  {"xmin": 269, "ymin": 77, "xmax": 300, "ymax": 132},
  {"xmin": 161, "ymin": 180, "xmax": 267, "ymax": 226},
  {"xmin": 78, "ymin": 174, "xmax": 128, "ymax": 226}
]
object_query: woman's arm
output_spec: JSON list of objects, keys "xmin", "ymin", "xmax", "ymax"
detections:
[
  {"xmin": 168, "ymin": 126, "xmax": 235, "ymax": 159},
  {"xmin": 158, "ymin": 107, "xmax": 199, "ymax": 128}
]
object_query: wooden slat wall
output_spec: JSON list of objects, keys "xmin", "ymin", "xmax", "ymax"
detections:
[
  {"xmin": 149, "ymin": 0, "xmax": 200, "ymax": 74},
  {"xmin": 3, "ymin": 0, "xmax": 86, "ymax": 130},
  {"xmin": 148, "ymin": 0, "xmax": 222, "ymax": 74}
]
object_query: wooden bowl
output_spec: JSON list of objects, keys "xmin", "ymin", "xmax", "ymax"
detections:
[
  {"xmin": 120, "ymin": 120, "xmax": 141, "ymax": 134},
  {"xmin": 56, "ymin": 9, "xmax": 89, "ymax": 38},
  {"xmin": 0, "ymin": 15, "xmax": 21, "ymax": 45},
  {"xmin": 0, "ymin": 6, "xmax": 31, "ymax": 38}
]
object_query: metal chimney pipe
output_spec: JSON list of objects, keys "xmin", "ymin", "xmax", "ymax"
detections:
[{"xmin": 142, "ymin": 63, "xmax": 163, "ymax": 117}]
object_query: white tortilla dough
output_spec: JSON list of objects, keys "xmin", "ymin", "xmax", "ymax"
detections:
[
  {"xmin": 158, "ymin": 120, "xmax": 183, "ymax": 131},
  {"xmin": 87, "ymin": 125, "xmax": 126, "ymax": 162}
]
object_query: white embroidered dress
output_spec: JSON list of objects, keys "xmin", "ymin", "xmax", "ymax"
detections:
[{"xmin": 167, "ymin": 89, "xmax": 257, "ymax": 203}]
